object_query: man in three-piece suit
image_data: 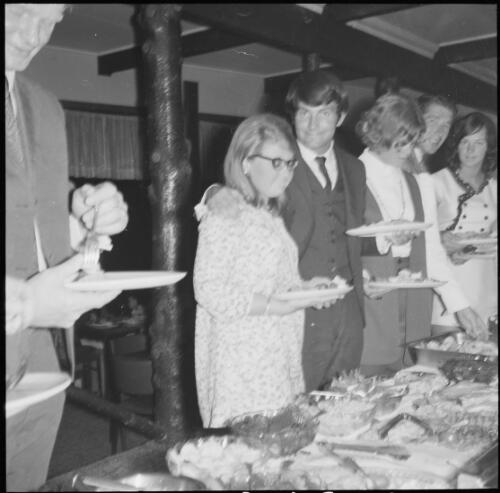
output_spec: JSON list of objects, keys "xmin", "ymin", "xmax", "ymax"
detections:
[
  {"xmin": 282, "ymin": 70, "xmax": 376, "ymax": 391},
  {"xmin": 6, "ymin": 5, "xmax": 128, "ymax": 490}
]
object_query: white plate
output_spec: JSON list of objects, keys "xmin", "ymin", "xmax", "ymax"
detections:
[
  {"xmin": 455, "ymin": 236, "xmax": 497, "ymax": 246},
  {"xmin": 368, "ymin": 279, "xmax": 446, "ymax": 289},
  {"xmin": 66, "ymin": 271, "xmax": 186, "ymax": 291},
  {"xmin": 275, "ymin": 285, "xmax": 353, "ymax": 301},
  {"xmin": 6, "ymin": 372, "xmax": 72, "ymax": 418},
  {"xmin": 346, "ymin": 221, "xmax": 432, "ymax": 237},
  {"xmin": 87, "ymin": 321, "xmax": 116, "ymax": 328},
  {"xmin": 454, "ymin": 251, "xmax": 497, "ymax": 260}
]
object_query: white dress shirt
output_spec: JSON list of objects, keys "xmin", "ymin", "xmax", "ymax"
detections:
[
  {"xmin": 359, "ymin": 149, "xmax": 414, "ymax": 258},
  {"xmin": 297, "ymin": 140, "xmax": 338, "ymax": 190}
]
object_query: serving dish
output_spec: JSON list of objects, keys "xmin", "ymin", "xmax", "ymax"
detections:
[
  {"xmin": 404, "ymin": 331, "xmax": 498, "ymax": 368},
  {"xmin": 227, "ymin": 405, "xmax": 318, "ymax": 456}
]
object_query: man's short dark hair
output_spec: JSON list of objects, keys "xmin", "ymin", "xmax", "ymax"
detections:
[
  {"xmin": 285, "ymin": 69, "xmax": 349, "ymax": 119},
  {"xmin": 417, "ymin": 93, "xmax": 457, "ymax": 118}
]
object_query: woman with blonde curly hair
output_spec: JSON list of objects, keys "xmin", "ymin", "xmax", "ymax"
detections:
[{"xmin": 355, "ymin": 95, "xmax": 485, "ymax": 376}]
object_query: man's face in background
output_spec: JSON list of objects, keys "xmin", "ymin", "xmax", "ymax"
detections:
[{"xmin": 5, "ymin": 4, "xmax": 65, "ymax": 72}]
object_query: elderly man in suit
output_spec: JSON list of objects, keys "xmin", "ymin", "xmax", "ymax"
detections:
[
  {"xmin": 6, "ymin": 4, "xmax": 128, "ymax": 491},
  {"xmin": 200, "ymin": 70, "xmax": 377, "ymax": 391}
]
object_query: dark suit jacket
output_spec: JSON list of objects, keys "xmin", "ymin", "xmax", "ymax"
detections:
[{"xmin": 283, "ymin": 144, "xmax": 377, "ymax": 328}]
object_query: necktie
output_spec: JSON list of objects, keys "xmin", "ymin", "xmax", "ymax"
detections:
[
  {"xmin": 5, "ymin": 77, "xmax": 25, "ymax": 169},
  {"xmin": 315, "ymin": 156, "xmax": 332, "ymax": 190}
]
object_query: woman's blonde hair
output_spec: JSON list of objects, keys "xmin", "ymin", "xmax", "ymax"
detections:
[
  {"xmin": 224, "ymin": 113, "xmax": 298, "ymax": 213},
  {"xmin": 356, "ymin": 94, "xmax": 425, "ymax": 151}
]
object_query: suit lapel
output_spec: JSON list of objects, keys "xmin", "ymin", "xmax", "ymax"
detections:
[
  {"xmin": 334, "ymin": 146, "xmax": 356, "ymax": 228},
  {"xmin": 14, "ymin": 79, "xmax": 37, "ymax": 185}
]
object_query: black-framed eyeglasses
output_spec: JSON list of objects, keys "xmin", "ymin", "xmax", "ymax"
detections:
[{"xmin": 248, "ymin": 154, "xmax": 299, "ymax": 171}]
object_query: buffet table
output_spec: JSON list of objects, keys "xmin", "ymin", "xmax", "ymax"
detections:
[
  {"xmin": 39, "ymin": 437, "xmax": 499, "ymax": 491},
  {"xmin": 41, "ymin": 329, "xmax": 498, "ymax": 491},
  {"xmin": 39, "ymin": 439, "xmax": 167, "ymax": 491}
]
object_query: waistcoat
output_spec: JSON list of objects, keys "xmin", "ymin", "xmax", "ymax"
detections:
[
  {"xmin": 362, "ymin": 171, "xmax": 432, "ymax": 364},
  {"xmin": 299, "ymin": 167, "xmax": 352, "ymax": 282}
]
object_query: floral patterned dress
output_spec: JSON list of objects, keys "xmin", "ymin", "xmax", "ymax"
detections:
[{"xmin": 193, "ymin": 202, "xmax": 305, "ymax": 427}]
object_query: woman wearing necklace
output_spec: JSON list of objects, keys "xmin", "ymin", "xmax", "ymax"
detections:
[
  {"xmin": 431, "ymin": 112, "xmax": 497, "ymax": 332},
  {"xmin": 355, "ymin": 95, "xmax": 485, "ymax": 377},
  {"xmin": 193, "ymin": 114, "xmax": 341, "ymax": 426}
]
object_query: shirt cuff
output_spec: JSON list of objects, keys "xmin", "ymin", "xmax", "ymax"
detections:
[
  {"xmin": 375, "ymin": 235, "xmax": 391, "ymax": 254},
  {"xmin": 69, "ymin": 214, "xmax": 87, "ymax": 251},
  {"xmin": 391, "ymin": 242, "xmax": 412, "ymax": 258}
]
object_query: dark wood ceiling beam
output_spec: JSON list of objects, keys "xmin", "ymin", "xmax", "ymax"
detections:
[
  {"xmin": 180, "ymin": 4, "xmax": 496, "ymax": 112},
  {"xmin": 98, "ymin": 28, "xmax": 251, "ymax": 75},
  {"xmin": 323, "ymin": 3, "xmax": 423, "ymax": 22},
  {"xmin": 434, "ymin": 35, "xmax": 497, "ymax": 65},
  {"xmin": 98, "ymin": 47, "xmax": 140, "ymax": 76}
]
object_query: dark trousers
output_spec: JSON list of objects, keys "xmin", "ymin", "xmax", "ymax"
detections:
[{"xmin": 302, "ymin": 290, "xmax": 363, "ymax": 391}]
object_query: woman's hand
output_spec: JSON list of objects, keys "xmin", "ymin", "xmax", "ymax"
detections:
[
  {"xmin": 383, "ymin": 230, "xmax": 419, "ymax": 246},
  {"xmin": 363, "ymin": 283, "xmax": 394, "ymax": 300}
]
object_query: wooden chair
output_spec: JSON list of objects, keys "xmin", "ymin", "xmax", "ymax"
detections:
[
  {"xmin": 109, "ymin": 335, "xmax": 153, "ymax": 452},
  {"xmin": 74, "ymin": 342, "xmax": 103, "ymax": 396}
]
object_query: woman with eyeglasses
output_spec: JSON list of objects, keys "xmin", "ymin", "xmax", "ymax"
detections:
[
  {"xmin": 431, "ymin": 112, "xmax": 497, "ymax": 333},
  {"xmin": 193, "ymin": 113, "xmax": 341, "ymax": 427}
]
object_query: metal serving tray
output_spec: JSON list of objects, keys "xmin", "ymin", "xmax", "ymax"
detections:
[{"xmin": 404, "ymin": 331, "xmax": 498, "ymax": 368}]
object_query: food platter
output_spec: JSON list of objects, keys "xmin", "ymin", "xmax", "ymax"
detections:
[
  {"xmin": 166, "ymin": 368, "xmax": 498, "ymax": 490},
  {"xmin": 405, "ymin": 331, "xmax": 498, "ymax": 368},
  {"xmin": 346, "ymin": 221, "xmax": 432, "ymax": 237}
]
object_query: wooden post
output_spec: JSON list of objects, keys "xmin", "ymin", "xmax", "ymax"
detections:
[
  {"xmin": 138, "ymin": 4, "xmax": 195, "ymax": 447},
  {"xmin": 303, "ymin": 53, "xmax": 321, "ymax": 72}
]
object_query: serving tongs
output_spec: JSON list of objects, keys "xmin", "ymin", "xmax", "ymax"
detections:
[
  {"xmin": 316, "ymin": 442, "xmax": 374, "ymax": 488},
  {"xmin": 317, "ymin": 440, "xmax": 410, "ymax": 460},
  {"xmin": 72, "ymin": 473, "xmax": 139, "ymax": 491},
  {"xmin": 378, "ymin": 412, "xmax": 434, "ymax": 439}
]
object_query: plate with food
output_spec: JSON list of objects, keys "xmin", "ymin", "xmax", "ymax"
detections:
[
  {"xmin": 455, "ymin": 234, "xmax": 498, "ymax": 247},
  {"xmin": 66, "ymin": 271, "xmax": 186, "ymax": 291},
  {"xmin": 453, "ymin": 250, "xmax": 497, "ymax": 261},
  {"xmin": 86, "ymin": 320, "xmax": 116, "ymax": 328},
  {"xmin": 367, "ymin": 269, "xmax": 446, "ymax": 289},
  {"xmin": 346, "ymin": 221, "xmax": 432, "ymax": 238},
  {"xmin": 276, "ymin": 276, "xmax": 353, "ymax": 302}
]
